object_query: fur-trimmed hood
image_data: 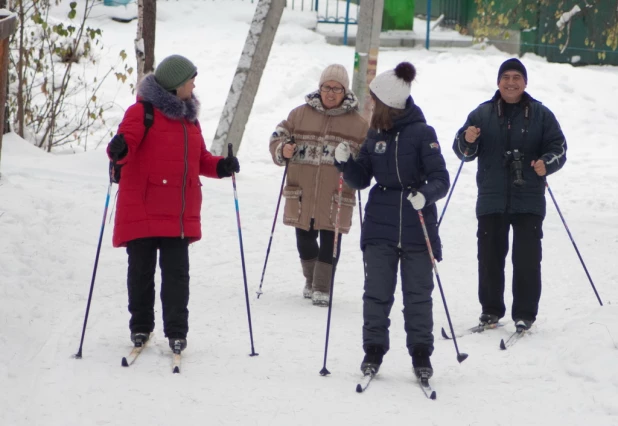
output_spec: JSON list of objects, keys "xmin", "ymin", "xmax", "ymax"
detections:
[
  {"xmin": 304, "ymin": 90, "xmax": 360, "ymax": 116},
  {"xmin": 137, "ymin": 74, "xmax": 200, "ymax": 122}
]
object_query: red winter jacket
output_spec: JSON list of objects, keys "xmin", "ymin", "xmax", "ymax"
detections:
[{"xmin": 108, "ymin": 75, "xmax": 222, "ymax": 247}]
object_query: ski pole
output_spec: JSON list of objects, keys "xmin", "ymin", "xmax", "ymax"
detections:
[
  {"xmin": 357, "ymin": 190, "xmax": 363, "ymax": 228},
  {"xmin": 416, "ymin": 203, "xmax": 468, "ymax": 363},
  {"xmin": 357, "ymin": 189, "xmax": 366, "ymax": 277},
  {"xmin": 256, "ymin": 137, "xmax": 294, "ymax": 298},
  {"xmin": 546, "ymin": 181, "xmax": 602, "ymax": 306},
  {"xmin": 319, "ymin": 172, "xmax": 344, "ymax": 376},
  {"xmin": 74, "ymin": 165, "xmax": 115, "ymax": 359},
  {"xmin": 228, "ymin": 143, "xmax": 259, "ymax": 356},
  {"xmin": 438, "ymin": 148, "xmax": 468, "ymax": 228},
  {"xmin": 438, "ymin": 156, "xmax": 465, "ymax": 227}
]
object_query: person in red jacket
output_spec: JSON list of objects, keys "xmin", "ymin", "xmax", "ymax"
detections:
[{"xmin": 107, "ymin": 54, "xmax": 239, "ymax": 353}]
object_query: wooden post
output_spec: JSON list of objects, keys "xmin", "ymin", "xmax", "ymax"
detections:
[
  {"xmin": 210, "ymin": 0, "xmax": 285, "ymax": 156},
  {"xmin": 351, "ymin": 0, "xmax": 384, "ymax": 122},
  {"xmin": 0, "ymin": 12, "xmax": 17, "ymax": 180}
]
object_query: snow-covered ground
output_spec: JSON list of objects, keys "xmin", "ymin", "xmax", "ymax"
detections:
[{"xmin": 1, "ymin": 1, "xmax": 617, "ymax": 425}]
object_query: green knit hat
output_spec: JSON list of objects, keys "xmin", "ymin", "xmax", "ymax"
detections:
[{"xmin": 154, "ymin": 55, "xmax": 197, "ymax": 91}]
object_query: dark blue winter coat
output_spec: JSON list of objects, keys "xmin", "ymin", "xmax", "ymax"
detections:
[
  {"xmin": 337, "ymin": 97, "xmax": 450, "ymax": 260},
  {"xmin": 453, "ymin": 91, "xmax": 567, "ymax": 218}
]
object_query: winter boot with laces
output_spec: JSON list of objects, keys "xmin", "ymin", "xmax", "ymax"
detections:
[
  {"xmin": 412, "ymin": 347, "xmax": 433, "ymax": 379},
  {"xmin": 168, "ymin": 338, "xmax": 187, "ymax": 353},
  {"xmin": 130, "ymin": 332, "xmax": 150, "ymax": 347},
  {"xmin": 360, "ymin": 345, "xmax": 385, "ymax": 375},
  {"xmin": 479, "ymin": 313, "xmax": 500, "ymax": 326}
]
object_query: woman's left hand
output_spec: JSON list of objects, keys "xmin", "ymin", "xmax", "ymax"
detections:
[{"xmin": 407, "ymin": 192, "xmax": 426, "ymax": 210}]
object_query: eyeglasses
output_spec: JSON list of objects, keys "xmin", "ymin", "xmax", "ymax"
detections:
[{"xmin": 320, "ymin": 85, "xmax": 345, "ymax": 94}]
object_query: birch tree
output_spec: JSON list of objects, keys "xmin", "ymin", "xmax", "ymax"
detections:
[
  {"xmin": 1, "ymin": 0, "xmax": 8, "ymax": 134},
  {"xmin": 211, "ymin": 0, "xmax": 285, "ymax": 156},
  {"xmin": 135, "ymin": 0, "xmax": 155, "ymax": 84}
]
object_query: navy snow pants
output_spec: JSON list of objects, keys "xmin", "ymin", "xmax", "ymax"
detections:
[{"xmin": 362, "ymin": 243, "xmax": 435, "ymax": 356}]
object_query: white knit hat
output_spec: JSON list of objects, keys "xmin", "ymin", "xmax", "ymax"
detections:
[
  {"xmin": 319, "ymin": 64, "xmax": 350, "ymax": 92},
  {"xmin": 369, "ymin": 62, "xmax": 416, "ymax": 109}
]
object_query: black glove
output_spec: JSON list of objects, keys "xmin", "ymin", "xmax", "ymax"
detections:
[
  {"xmin": 108, "ymin": 134, "xmax": 128, "ymax": 160},
  {"xmin": 217, "ymin": 156, "xmax": 240, "ymax": 178}
]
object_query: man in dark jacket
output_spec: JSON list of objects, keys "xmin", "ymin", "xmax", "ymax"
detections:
[{"xmin": 453, "ymin": 58, "xmax": 567, "ymax": 331}]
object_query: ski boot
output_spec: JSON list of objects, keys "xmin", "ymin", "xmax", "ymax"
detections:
[
  {"xmin": 130, "ymin": 332, "xmax": 150, "ymax": 347},
  {"xmin": 360, "ymin": 345, "xmax": 385, "ymax": 375},
  {"xmin": 412, "ymin": 347, "xmax": 433, "ymax": 379},
  {"xmin": 514, "ymin": 319, "xmax": 534, "ymax": 331},
  {"xmin": 479, "ymin": 313, "xmax": 500, "ymax": 326},
  {"xmin": 169, "ymin": 338, "xmax": 187, "ymax": 353}
]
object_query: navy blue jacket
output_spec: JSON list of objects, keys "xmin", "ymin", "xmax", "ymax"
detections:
[
  {"xmin": 337, "ymin": 97, "xmax": 450, "ymax": 259},
  {"xmin": 453, "ymin": 91, "xmax": 567, "ymax": 218}
]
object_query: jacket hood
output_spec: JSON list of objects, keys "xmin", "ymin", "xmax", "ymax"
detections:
[
  {"xmin": 390, "ymin": 96, "xmax": 426, "ymax": 131},
  {"xmin": 304, "ymin": 90, "xmax": 360, "ymax": 116},
  {"xmin": 137, "ymin": 74, "xmax": 200, "ymax": 122}
]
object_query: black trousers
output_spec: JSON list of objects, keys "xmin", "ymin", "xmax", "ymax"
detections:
[
  {"xmin": 126, "ymin": 237, "xmax": 190, "ymax": 339},
  {"xmin": 295, "ymin": 219, "xmax": 342, "ymax": 265},
  {"xmin": 477, "ymin": 213, "xmax": 543, "ymax": 322}
]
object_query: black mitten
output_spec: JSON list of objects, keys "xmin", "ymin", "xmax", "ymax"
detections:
[
  {"xmin": 216, "ymin": 156, "xmax": 240, "ymax": 178},
  {"xmin": 108, "ymin": 134, "xmax": 128, "ymax": 160}
]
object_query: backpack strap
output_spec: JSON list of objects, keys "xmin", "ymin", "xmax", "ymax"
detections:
[{"xmin": 139, "ymin": 100, "xmax": 154, "ymax": 139}]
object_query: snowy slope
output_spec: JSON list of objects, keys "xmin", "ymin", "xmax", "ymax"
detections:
[{"xmin": 1, "ymin": 2, "xmax": 617, "ymax": 425}]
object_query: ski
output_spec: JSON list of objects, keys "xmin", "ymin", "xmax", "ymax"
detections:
[
  {"xmin": 172, "ymin": 351, "xmax": 182, "ymax": 374},
  {"xmin": 356, "ymin": 367, "xmax": 435, "ymax": 399},
  {"xmin": 441, "ymin": 322, "xmax": 504, "ymax": 340},
  {"xmin": 121, "ymin": 333, "xmax": 152, "ymax": 368},
  {"xmin": 355, "ymin": 369, "xmax": 376, "ymax": 393},
  {"xmin": 171, "ymin": 339, "xmax": 184, "ymax": 374},
  {"xmin": 418, "ymin": 372, "xmax": 437, "ymax": 400},
  {"xmin": 121, "ymin": 344, "xmax": 147, "ymax": 367},
  {"xmin": 499, "ymin": 328, "xmax": 527, "ymax": 350}
]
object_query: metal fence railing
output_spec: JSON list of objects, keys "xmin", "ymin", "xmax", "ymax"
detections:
[{"xmin": 286, "ymin": 0, "xmax": 359, "ymax": 25}]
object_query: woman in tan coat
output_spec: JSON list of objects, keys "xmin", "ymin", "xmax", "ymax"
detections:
[{"xmin": 269, "ymin": 64, "xmax": 368, "ymax": 306}]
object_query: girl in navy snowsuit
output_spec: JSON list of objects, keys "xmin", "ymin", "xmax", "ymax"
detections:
[{"xmin": 334, "ymin": 62, "xmax": 450, "ymax": 378}]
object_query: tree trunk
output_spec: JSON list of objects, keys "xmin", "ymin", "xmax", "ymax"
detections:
[
  {"xmin": 3, "ymin": 99, "xmax": 8, "ymax": 133},
  {"xmin": 211, "ymin": 0, "xmax": 285, "ymax": 156},
  {"xmin": 1, "ymin": 0, "xmax": 7, "ymax": 135},
  {"xmin": 16, "ymin": 0, "xmax": 24, "ymax": 137},
  {"xmin": 135, "ymin": 0, "xmax": 156, "ymax": 84},
  {"xmin": 0, "ymin": 12, "xmax": 17, "ymax": 178}
]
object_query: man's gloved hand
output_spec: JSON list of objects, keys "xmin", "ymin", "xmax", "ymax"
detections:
[
  {"xmin": 108, "ymin": 134, "xmax": 128, "ymax": 159},
  {"xmin": 217, "ymin": 156, "xmax": 240, "ymax": 178},
  {"xmin": 407, "ymin": 191, "xmax": 426, "ymax": 210},
  {"xmin": 335, "ymin": 142, "xmax": 350, "ymax": 163}
]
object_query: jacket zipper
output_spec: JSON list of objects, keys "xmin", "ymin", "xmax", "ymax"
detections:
[
  {"xmin": 180, "ymin": 122, "xmax": 188, "ymax": 239},
  {"xmin": 311, "ymin": 116, "xmax": 331, "ymax": 225},
  {"xmin": 394, "ymin": 133, "xmax": 403, "ymax": 249},
  {"xmin": 505, "ymin": 118, "xmax": 512, "ymax": 212}
]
